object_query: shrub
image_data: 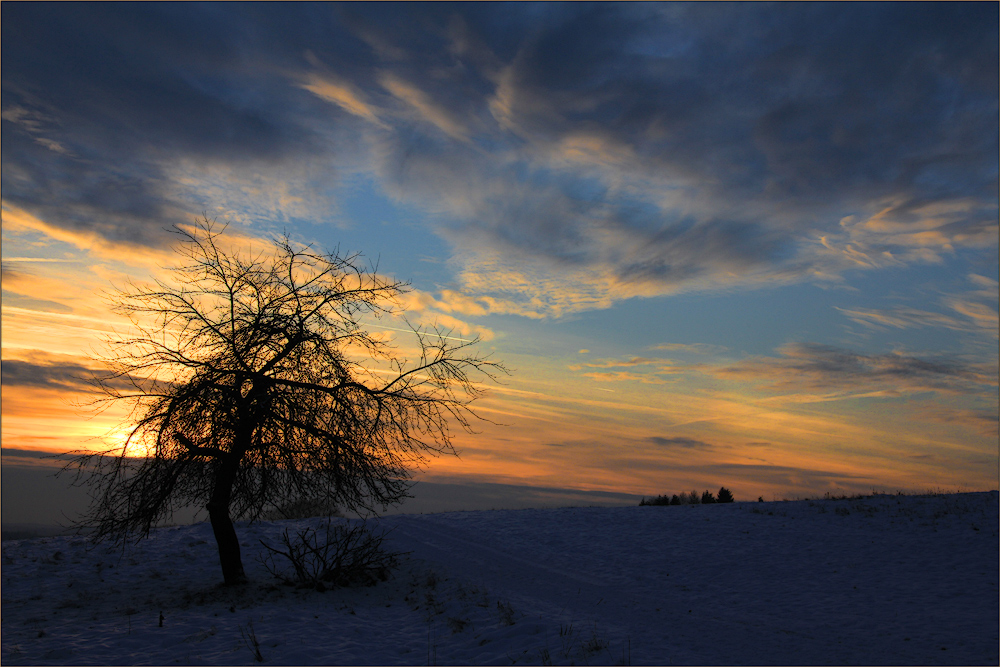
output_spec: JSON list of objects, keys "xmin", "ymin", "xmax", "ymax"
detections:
[
  {"xmin": 701, "ymin": 490, "xmax": 716, "ymax": 504},
  {"xmin": 497, "ymin": 599, "xmax": 516, "ymax": 626},
  {"xmin": 259, "ymin": 519, "xmax": 401, "ymax": 589},
  {"xmin": 717, "ymin": 487, "xmax": 735, "ymax": 503}
]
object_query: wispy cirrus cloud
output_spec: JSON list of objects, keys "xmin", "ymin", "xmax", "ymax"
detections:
[
  {"xmin": 579, "ymin": 357, "xmax": 657, "ymax": 369},
  {"xmin": 567, "ymin": 340, "xmax": 997, "ymax": 435},
  {"xmin": 815, "ymin": 198, "xmax": 999, "ymax": 278},
  {"xmin": 836, "ymin": 307, "xmax": 967, "ymax": 332},
  {"xmin": 300, "ymin": 72, "xmax": 385, "ymax": 127},
  {"xmin": 839, "ymin": 303, "xmax": 998, "ymax": 339},
  {"xmin": 570, "ymin": 356, "xmax": 695, "ymax": 384},
  {"xmin": 649, "ymin": 343, "xmax": 727, "ymax": 355},
  {"xmin": 943, "ymin": 297, "xmax": 1000, "ymax": 337},
  {"xmin": 379, "ymin": 73, "xmax": 472, "ymax": 142},
  {"xmin": 836, "ymin": 273, "xmax": 999, "ymax": 339},
  {"xmin": 581, "ymin": 370, "xmax": 670, "ymax": 385},
  {"xmin": 565, "ymin": 339, "xmax": 998, "ymax": 407},
  {"xmin": 712, "ymin": 343, "xmax": 997, "ymax": 398},
  {"xmin": 968, "ymin": 274, "xmax": 999, "ymax": 292}
]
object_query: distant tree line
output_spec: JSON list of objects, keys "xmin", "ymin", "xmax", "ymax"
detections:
[{"xmin": 639, "ymin": 487, "xmax": 735, "ymax": 506}]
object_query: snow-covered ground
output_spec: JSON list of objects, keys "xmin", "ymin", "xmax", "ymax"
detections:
[{"xmin": 3, "ymin": 491, "xmax": 997, "ymax": 665}]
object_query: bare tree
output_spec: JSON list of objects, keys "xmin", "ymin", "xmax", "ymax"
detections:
[{"xmin": 62, "ymin": 218, "xmax": 505, "ymax": 585}]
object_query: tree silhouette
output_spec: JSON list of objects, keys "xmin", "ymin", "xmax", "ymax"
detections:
[
  {"xmin": 717, "ymin": 486, "xmax": 735, "ymax": 503},
  {"xmin": 62, "ymin": 218, "xmax": 505, "ymax": 584}
]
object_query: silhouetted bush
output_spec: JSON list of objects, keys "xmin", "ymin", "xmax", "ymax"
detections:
[
  {"xmin": 717, "ymin": 487, "xmax": 735, "ymax": 503},
  {"xmin": 259, "ymin": 519, "xmax": 401, "ymax": 590},
  {"xmin": 701, "ymin": 490, "xmax": 716, "ymax": 504},
  {"xmin": 670, "ymin": 494, "xmax": 681, "ymax": 505}
]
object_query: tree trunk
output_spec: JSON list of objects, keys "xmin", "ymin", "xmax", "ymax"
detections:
[{"xmin": 208, "ymin": 455, "xmax": 247, "ymax": 585}]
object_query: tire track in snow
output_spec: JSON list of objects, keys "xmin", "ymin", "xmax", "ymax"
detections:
[
  {"xmin": 386, "ymin": 513, "xmax": 709, "ymax": 664},
  {"xmin": 388, "ymin": 515, "xmax": 612, "ymax": 608}
]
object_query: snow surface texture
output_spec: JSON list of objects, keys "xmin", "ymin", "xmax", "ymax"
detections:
[{"xmin": 2, "ymin": 492, "xmax": 997, "ymax": 665}]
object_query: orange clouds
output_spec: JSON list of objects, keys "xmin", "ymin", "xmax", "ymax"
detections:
[
  {"xmin": 815, "ymin": 199, "xmax": 1000, "ymax": 274},
  {"xmin": 391, "ymin": 289, "xmax": 497, "ymax": 341},
  {"xmin": 2, "ymin": 202, "xmax": 177, "ymax": 269},
  {"xmin": 301, "ymin": 73, "xmax": 386, "ymax": 127},
  {"xmin": 379, "ymin": 73, "xmax": 472, "ymax": 142},
  {"xmin": 0, "ymin": 362, "xmax": 128, "ymax": 454}
]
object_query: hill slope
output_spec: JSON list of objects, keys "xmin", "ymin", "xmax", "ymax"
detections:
[{"xmin": 3, "ymin": 492, "xmax": 997, "ymax": 665}]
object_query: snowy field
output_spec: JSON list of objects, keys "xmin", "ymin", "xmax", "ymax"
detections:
[{"xmin": 2, "ymin": 491, "xmax": 997, "ymax": 665}]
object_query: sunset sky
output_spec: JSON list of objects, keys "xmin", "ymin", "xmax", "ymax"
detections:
[{"xmin": 2, "ymin": 2, "xmax": 998, "ymax": 513}]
